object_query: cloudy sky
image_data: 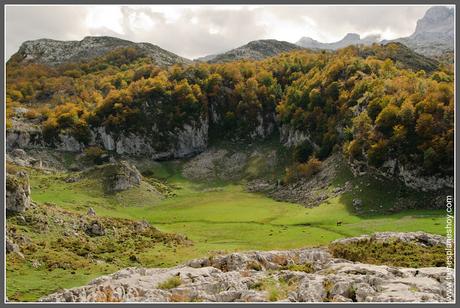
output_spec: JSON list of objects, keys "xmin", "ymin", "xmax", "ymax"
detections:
[{"xmin": 6, "ymin": 5, "xmax": 435, "ymax": 60}]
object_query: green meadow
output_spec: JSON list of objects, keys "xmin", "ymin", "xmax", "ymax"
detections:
[
  {"xmin": 29, "ymin": 159, "xmax": 445, "ymax": 251},
  {"xmin": 7, "ymin": 159, "xmax": 445, "ymax": 301}
]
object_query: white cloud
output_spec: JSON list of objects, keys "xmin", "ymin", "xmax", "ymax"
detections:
[
  {"xmin": 86, "ymin": 6, "xmax": 125, "ymax": 34},
  {"xmin": 6, "ymin": 5, "xmax": 436, "ymax": 60}
]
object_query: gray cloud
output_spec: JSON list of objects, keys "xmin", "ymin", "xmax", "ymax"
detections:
[
  {"xmin": 6, "ymin": 5, "xmax": 435, "ymax": 60},
  {"xmin": 5, "ymin": 6, "xmax": 88, "ymax": 59}
]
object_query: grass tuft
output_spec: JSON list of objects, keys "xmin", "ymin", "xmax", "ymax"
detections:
[
  {"xmin": 158, "ymin": 276, "xmax": 182, "ymax": 290},
  {"xmin": 329, "ymin": 239, "xmax": 448, "ymax": 268}
]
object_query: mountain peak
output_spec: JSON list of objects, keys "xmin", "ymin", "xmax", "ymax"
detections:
[
  {"xmin": 390, "ymin": 5, "xmax": 454, "ymax": 58},
  {"xmin": 12, "ymin": 36, "xmax": 191, "ymax": 66},
  {"xmin": 297, "ymin": 37, "xmax": 317, "ymax": 43},
  {"xmin": 423, "ymin": 6, "xmax": 454, "ymax": 20},
  {"xmin": 413, "ymin": 6, "xmax": 454, "ymax": 35},
  {"xmin": 342, "ymin": 33, "xmax": 360, "ymax": 41}
]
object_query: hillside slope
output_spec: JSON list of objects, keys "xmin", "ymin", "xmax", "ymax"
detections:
[{"xmin": 204, "ymin": 39, "xmax": 302, "ymax": 63}]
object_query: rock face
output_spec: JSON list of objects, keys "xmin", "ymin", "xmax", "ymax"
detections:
[
  {"xmin": 6, "ymin": 148, "xmax": 43, "ymax": 169},
  {"xmin": 11, "ymin": 36, "xmax": 191, "ymax": 66},
  {"xmin": 39, "ymin": 232, "xmax": 452, "ymax": 303},
  {"xmin": 385, "ymin": 160, "xmax": 453, "ymax": 191},
  {"xmin": 279, "ymin": 125, "xmax": 318, "ymax": 149},
  {"xmin": 205, "ymin": 40, "xmax": 302, "ymax": 63},
  {"xmin": 6, "ymin": 120, "xmax": 44, "ymax": 151},
  {"xmin": 182, "ymin": 147, "xmax": 278, "ymax": 182},
  {"xmin": 351, "ymin": 158, "xmax": 454, "ymax": 192},
  {"xmin": 7, "ymin": 118, "xmax": 208, "ymax": 159},
  {"xmin": 391, "ymin": 6, "xmax": 454, "ymax": 58},
  {"xmin": 6, "ymin": 171, "xmax": 31, "ymax": 213}
]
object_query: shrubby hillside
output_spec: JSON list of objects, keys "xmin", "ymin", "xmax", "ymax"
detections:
[{"xmin": 6, "ymin": 42, "xmax": 454, "ymax": 184}]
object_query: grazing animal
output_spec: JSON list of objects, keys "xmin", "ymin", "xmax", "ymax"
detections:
[{"xmin": 336, "ymin": 221, "xmax": 342, "ymax": 226}]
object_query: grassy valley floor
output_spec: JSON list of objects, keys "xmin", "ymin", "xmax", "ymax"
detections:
[{"xmin": 6, "ymin": 159, "xmax": 446, "ymax": 301}]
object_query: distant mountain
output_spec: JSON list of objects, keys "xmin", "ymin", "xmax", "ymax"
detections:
[
  {"xmin": 296, "ymin": 6, "xmax": 453, "ymax": 60},
  {"xmin": 10, "ymin": 36, "xmax": 191, "ymax": 66},
  {"xmin": 297, "ymin": 33, "xmax": 380, "ymax": 50},
  {"xmin": 388, "ymin": 6, "xmax": 454, "ymax": 58},
  {"xmin": 202, "ymin": 39, "xmax": 303, "ymax": 63}
]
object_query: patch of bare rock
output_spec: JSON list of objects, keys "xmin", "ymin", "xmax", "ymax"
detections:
[
  {"xmin": 182, "ymin": 147, "xmax": 277, "ymax": 182},
  {"xmin": 39, "ymin": 232, "xmax": 452, "ymax": 303}
]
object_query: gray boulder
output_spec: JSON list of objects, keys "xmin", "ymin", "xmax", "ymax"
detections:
[
  {"xmin": 106, "ymin": 161, "xmax": 142, "ymax": 192},
  {"xmin": 6, "ymin": 237, "xmax": 24, "ymax": 259},
  {"xmin": 87, "ymin": 207, "xmax": 96, "ymax": 216},
  {"xmin": 6, "ymin": 171, "xmax": 31, "ymax": 213},
  {"xmin": 85, "ymin": 221, "xmax": 105, "ymax": 236}
]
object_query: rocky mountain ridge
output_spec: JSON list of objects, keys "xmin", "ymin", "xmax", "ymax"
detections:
[
  {"xmin": 10, "ymin": 36, "xmax": 191, "ymax": 66},
  {"xmin": 202, "ymin": 39, "xmax": 302, "ymax": 63}
]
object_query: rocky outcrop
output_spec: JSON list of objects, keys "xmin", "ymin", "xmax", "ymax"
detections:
[
  {"xmin": 182, "ymin": 147, "xmax": 278, "ymax": 182},
  {"xmin": 331, "ymin": 232, "xmax": 447, "ymax": 248},
  {"xmin": 6, "ymin": 121, "xmax": 44, "ymax": 151},
  {"xmin": 6, "ymin": 171, "xmax": 31, "ymax": 213},
  {"xmin": 183, "ymin": 149, "xmax": 246, "ymax": 181},
  {"xmin": 104, "ymin": 161, "xmax": 142, "ymax": 192},
  {"xmin": 39, "ymin": 232, "xmax": 452, "ymax": 303},
  {"xmin": 11, "ymin": 36, "xmax": 191, "ymax": 66},
  {"xmin": 6, "ymin": 237, "xmax": 23, "ymax": 256},
  {"xmin": 85, "ymin": 220, "xmax": 105, "ymax": 236},
  {"xmin": 352, "ymin": 159, "xmax": 453, "ymax": 192},
  {"xmin": 394, "ymin": 163, "xmax": 453, "ymax": 192},
  {"xmin": 249, "ymin": 114, "xmax": 275, "ymax": 139},
  {"xmin": 6, "ymin": 148, "xmax": 43, "ymax": 169},
  {"xmin": 105, "ymin": 121, "xmax": 207, "ymax": 159},
  {"xmin": 250, "ymin": 153, "xmax": 350, "ymax": 207},
  {"xmin": 279, "ymin": 125, "xmax": 318, "ymax": 149},
  {"xmin": 173, "ymin": 121, "xmax": 208, "ymax": 158},
  {"xmin": 7, "ymin": 119, "xmax": 208, "ymax": 159},
  {"xmin": 6, "ymin": 119, "xmax": 83, "ymax": 152}
]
